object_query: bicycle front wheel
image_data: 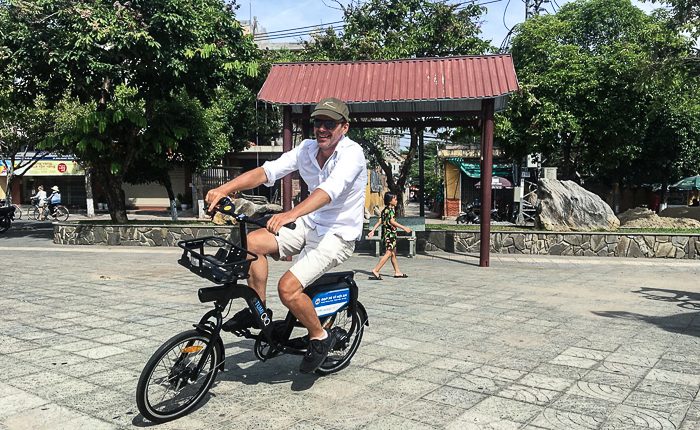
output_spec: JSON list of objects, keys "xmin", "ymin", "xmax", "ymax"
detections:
[
  {"xmin": 316, "ymin": 304, "xmax": 366, "ymax": 375},
  {"xmin": 54, "ymin": 206, "xmax": 69, "ymax": 221},
  {"xmin": 136, "ymin": 330, "xmax": 222, "ymax": 423},
  {"xmin": 12, "ymin": 204, "xmax": 22, "ymax": 220}
]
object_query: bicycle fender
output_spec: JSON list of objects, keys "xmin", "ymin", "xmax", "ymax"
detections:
[
  {"xmin": 215, "ymin": 336, "xmax": 225, "ymax": 369},
  {"xmin": 356, "ymin": 301, "xmax": 369, "ymax": 327}
]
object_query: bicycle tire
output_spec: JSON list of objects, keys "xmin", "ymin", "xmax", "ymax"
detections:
[
  {"xmin": 32, "ymin": 207, "xmax": 43, "ymax": 221},
  {"xmin": 11, "ymin": 204, "xmax": 22, "ymax": 220},
  {"xmin": 136, "ymin": 330, "xmax": 221, "ymax": 423},
  {"xmin": 54, "ymin": 206, "xmax": 69, "ymax": 221},
  {"xmin": 316, "ymin": 303, "xmax": 365, "ymax": 375}
]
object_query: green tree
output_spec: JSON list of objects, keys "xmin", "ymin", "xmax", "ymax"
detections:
[
  {"xmin": 1, "ymin": 0, "xmax": 258, "ymax": 222},
  {"xmin": 0, "ymin": 92, "xmax": 55, "ymax": 205},
  {"xmin": 502, "ymin": 0, "xmax": 699, "ymax": 188},
  {"xmin": 303, "ymin": 0, "xmax": 490, "ymax": 215}
]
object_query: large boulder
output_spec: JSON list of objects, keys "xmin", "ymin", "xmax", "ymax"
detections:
[
  {"xmin": 536, "ymin": 179, "xmax": 619, "ymax": 231},
  {"xmin": 212, "ymin": 197, "xmax": 283, "ymax": 225}
]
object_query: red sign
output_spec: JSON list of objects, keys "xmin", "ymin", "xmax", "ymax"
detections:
[{"xmin": 57, "ymin": 163, "xmax": 67, "ymax": 173}]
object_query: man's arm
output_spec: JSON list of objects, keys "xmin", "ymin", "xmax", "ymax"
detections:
[
  {"xmin": 205, "ymin": 167, "xmax": 269, "ymax": 212},
  {"xmin": 265, "ymin": 188, "xmax": 331, "ymax": 234}
]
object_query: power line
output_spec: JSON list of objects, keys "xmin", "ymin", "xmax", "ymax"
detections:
[
  {"xmin": 253, "ymin": 0, "xmax": 506, "ymax": 42},
  {"xmin": 254, "ymin": 25, "xmax": 345, "ymax": 41},
  {"xmin": 254, "ymin": 19, "xmax": 345, "ymax": 37}
]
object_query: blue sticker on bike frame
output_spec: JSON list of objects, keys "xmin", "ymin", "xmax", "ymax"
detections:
[
  {"xmin": 254, "ymin": 300, "xmax": 265, "ymax": 316},
  {"xmin": 312, "ymin": 288, "xmax": 350, "ymax": 317}
]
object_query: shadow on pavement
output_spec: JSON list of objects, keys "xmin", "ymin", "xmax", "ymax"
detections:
[
  {"xmin": 419, "ymin": 251, "xmax": 480, "ymax": 267},
  {"xmin": 215, "ymin": 345, "xmax": 320, "ymax": 391},
  {"xmin": 130, "ymin": 346, "xmax": 320, "ymax": 427},
  {"xmin": 593, "ymin": 287, "xmax": 700, "ymax": 337},
  {"xmin": 635, "ymin": 287, "xmax": 700, "ymax": 310},
  {"xmin": 0, "ymin": 221, "xmax": 54, "ymax": 240}
]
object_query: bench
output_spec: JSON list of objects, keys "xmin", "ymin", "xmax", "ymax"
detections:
[{"xmin": 365, "ymin": 216, "xmax": 426, "ymax": 257}]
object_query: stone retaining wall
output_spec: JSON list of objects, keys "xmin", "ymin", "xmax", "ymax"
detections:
[
  {"xmin": 55, "ymin": 223, "xmax": 240, "ymax": 246},
  {"xmin": 55, "ymin": 223, "xmax": 700, "ymax": 259},
  {"xmin": 418, "ymin": 230, "xmax": 700, "ymax": 259}
]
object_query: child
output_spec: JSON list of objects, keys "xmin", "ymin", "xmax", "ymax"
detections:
[{"xmin": 367, "ymin": 192, "xmax": 412, "ymax": 280}]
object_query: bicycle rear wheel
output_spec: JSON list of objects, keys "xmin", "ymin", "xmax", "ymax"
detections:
[
  {"xmin": 12, "ymin": 204, "xmax": 21, "ymax": 220},
  {"xmin": 136, "ymin": 330, "xmax": 221, "ymax": 423},
  {"xmin": 316, "ymin": 303, "xmax": 366, "ymax": 375},
  {"xmin": 32, "ymin": 207, "xmax": 44, "ymax": 221},
  {"xmin": 54, "ymin": 206, "xmax": 69, "ymax": 221}
]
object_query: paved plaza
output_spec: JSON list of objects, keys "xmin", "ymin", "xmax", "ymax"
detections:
[{"xmin": 1, "ymin": 236, "xmax": 700, "ymax": 429}]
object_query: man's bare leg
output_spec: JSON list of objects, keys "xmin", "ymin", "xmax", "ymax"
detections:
[
  {"xmin": 246, "ymin": 228, "xmax": 280, "ymax": 304},
  {"xmin": 278, "ymin": 271, "xmax": 325, "ymax": 339}
]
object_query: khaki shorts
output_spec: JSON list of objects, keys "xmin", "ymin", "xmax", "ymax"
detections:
[{"xmin": 276, "ymin": 217, "xmax": 355, "ymax": 287}]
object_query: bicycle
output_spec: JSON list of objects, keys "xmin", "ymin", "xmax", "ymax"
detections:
[
  {"xmin": 135, "ymin": 197, "xmax": 369, "ymax": 423},
  {"xmin": 0, "ymin": 199, "xmax": 22, "ymax": 220},
  {"xmin": 32, "ymin": 203, "xmax": 69, "ymax": 222}
]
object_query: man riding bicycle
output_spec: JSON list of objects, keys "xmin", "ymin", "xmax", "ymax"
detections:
[{"xmin": 206, "ymin": 98, "xmax": 367, "ymax": 374}]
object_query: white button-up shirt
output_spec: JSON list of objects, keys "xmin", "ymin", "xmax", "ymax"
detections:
[{"xmin": 262, "ymin": 136, "xmax": 367, "ymax": 241}]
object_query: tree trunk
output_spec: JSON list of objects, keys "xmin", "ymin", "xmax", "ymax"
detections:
[
  {"xmin": 162, "ymin": 173, "xmax": 178, "ymax": 221},
  {"xmin": 84, "ymin": 168, "xmax": 95, "ymax": 217},
  {"xmin": 393, "ymin": 128, "xmax": 419, "ymax": 216},
  {"xmin": 96, "ymin": 165, "xmax": 129, "ymax": 223},
  {"xmin": 5, "ymin": 172, "xmax": 15, "ymax": 205}
]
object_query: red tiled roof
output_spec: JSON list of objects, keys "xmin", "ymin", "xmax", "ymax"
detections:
[{"xmin": 257, "ymin": 55, "xmax": 519, "ymax": 105}]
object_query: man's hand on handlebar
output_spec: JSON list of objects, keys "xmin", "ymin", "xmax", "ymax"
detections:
[
  {"xmin": 266, "ymin": 212, "xmax": 298, "ymax": 235},
  {"xmin": 205, "ymin": 186, "xmax": 233, "ymax": 214}
]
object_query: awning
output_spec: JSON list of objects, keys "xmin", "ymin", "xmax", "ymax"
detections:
[{"xmin": 447, "ymin": 158, "xmax": 512, "ymax": 179}]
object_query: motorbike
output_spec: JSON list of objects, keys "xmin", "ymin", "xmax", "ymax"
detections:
[
  {"xmin": 0, "ymin": 205, "xmax": 16, "ymax": 233},
  {"xmin": 456, "ymin": 204, "xmax": 479, "ymax": 224}
]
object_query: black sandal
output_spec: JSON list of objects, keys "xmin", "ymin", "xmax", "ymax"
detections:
[
  {"xmin": 393, "ymin": 274, "xmax": 408, "ymax": 278},
  {"xmin": 368, "ymin": 273, "xmax": 383, "ymax": 280}
]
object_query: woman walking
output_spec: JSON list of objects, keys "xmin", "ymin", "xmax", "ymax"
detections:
[{"xmin": 367, "ymin": 192, "xmax": 412, "ymax": 280}]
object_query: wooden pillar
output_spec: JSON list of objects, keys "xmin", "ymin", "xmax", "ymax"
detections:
[
  {"xmin": 299, "ymin": 106, "xmax": 311, "ymax": 201},
  {"xmin": 418, "ymin": 129, "xmax": 425, "ymax": 217},
  {"xmin": 479, "ymin": 99, "xmax": 495, "ymax": 268},
  {"xmin": 282, "ymin": 106, "xmax": 293, "ymax": 211}
]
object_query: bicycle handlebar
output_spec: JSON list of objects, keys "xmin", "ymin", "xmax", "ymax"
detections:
[{"xmin": 207, "ymin": 197, "xmax": 296, "ymax": 230}]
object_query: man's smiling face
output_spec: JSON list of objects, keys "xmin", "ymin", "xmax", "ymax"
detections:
[{"xmin": 313, "ymin": 116, "xmax": 349, "ymax": 151}]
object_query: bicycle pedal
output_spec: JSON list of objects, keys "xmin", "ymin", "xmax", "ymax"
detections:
[{"xmin": 232, "ymin": 328, "xmax": 253, "ymax": 338}]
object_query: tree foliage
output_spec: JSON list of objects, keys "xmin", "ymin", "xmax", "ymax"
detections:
[
  {"xmin": 1, "ymin": 0, "xmax": 259, "ymax": 221},
  {"xmin": 501, "ymin": 0, "xmax": 700, "ymax": 187},
  {"xmin": 303, "ymin": 0, "xmax": 490, "ymax": 214}
]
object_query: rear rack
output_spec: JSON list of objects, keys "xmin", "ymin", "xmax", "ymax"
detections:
[{"xmin": 177, "ymin": 237, "xmax": 257, "ymax": 284}]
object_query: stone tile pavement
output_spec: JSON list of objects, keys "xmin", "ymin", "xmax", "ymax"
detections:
[{"xmin": 1, "ymin": 244, "xmax": 700, "ymax": 429}]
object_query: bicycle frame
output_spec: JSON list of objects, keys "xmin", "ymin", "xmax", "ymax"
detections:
[{"xmin": 185, "ymin": 209, "xmax": 365, "ymax": 374}]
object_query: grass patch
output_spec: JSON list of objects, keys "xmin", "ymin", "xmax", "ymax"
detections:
[
  {"xmin": 426, "ymin": 224, "xmax": 532, "ymax": 232},
  {"xmin": 425, "ymin": 224, "xmax": 700, "ymax": 234},
  {"xmin": 619, "ymin": 227, "xmax": 700, "ymax": 234}
]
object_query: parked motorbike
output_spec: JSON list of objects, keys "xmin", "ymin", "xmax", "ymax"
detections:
[
  {"xmin": 456, "ymin": 204, "xmax": 479, "ymax": 224},
  {"xmin": 0, "ymin": 205, "xmax": 16, "ymax": 233}
]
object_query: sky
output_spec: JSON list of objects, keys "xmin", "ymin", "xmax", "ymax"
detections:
[{"xmin": 243, "ymin": 0, "xmax": 662, "ymax": 49}]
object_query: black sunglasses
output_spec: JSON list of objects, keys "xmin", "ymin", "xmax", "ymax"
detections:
[{"xmin": 312, "ymin": 119, "xmax": 343, "ymax": 130}]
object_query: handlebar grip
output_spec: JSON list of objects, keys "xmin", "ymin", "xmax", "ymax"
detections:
[
  {"xmin": 206, "ymin": 196, "xmax": 234, "ymax": 217},
  {"xmin": 285, "ymin": 222, "xmax": 296, "ymax": 230}
]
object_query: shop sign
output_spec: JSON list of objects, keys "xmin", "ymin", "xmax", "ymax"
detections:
[{"xmin": 1, "ymin": 160, "xmax": 84, "ymax": 176}]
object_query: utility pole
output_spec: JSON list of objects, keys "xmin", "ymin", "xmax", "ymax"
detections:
[{"xmin": 525, "ymin": 0, "xmax": 550, "ymax": 19}]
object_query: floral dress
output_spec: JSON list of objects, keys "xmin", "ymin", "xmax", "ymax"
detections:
[{"xmin": 381, "ymin": 206, "xmax": 397, "ymax": 250}]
